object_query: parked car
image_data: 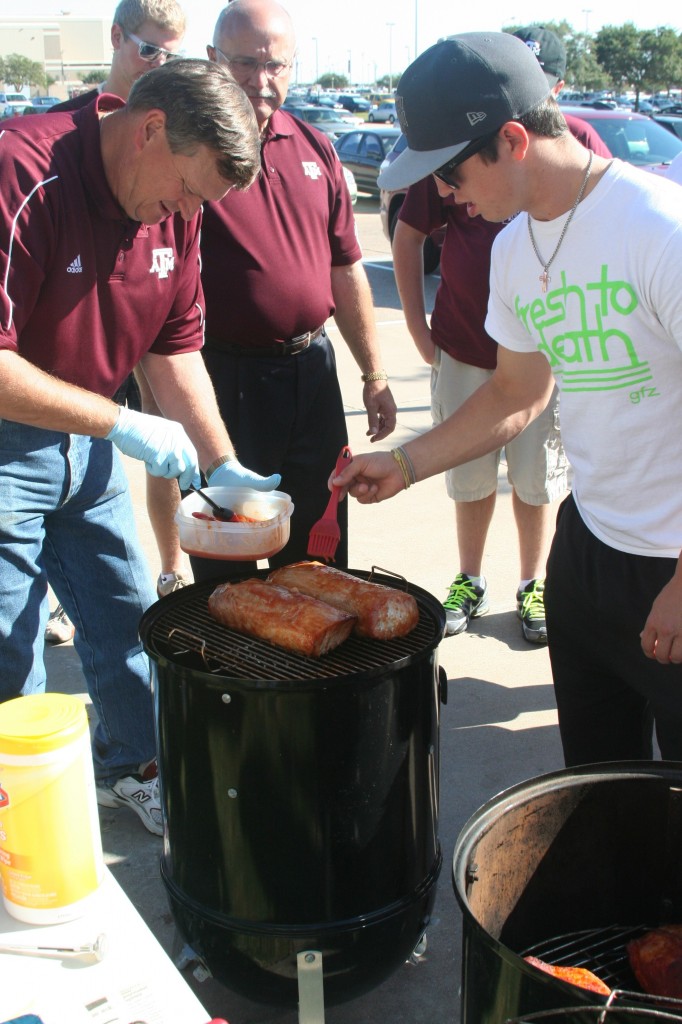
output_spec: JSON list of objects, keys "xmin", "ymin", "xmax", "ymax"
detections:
[
  {"xmin": 306, "ymin": 93, "xmax": 344, "ymax": 110},
  {"xmin": 333, "ymin": 126, "xmax": 401, "ymax": 196},
  {"xmin": 337, "ymin": 94, "xmax": 372, "ymax": 113},
  {"xmin": 560, "ymin": 105, "xmax": 682, "ymax": 171},
  {"xmin": 31, "ymin": 96, "xmax": 61, "ymax": 110},
  {"xmin": 1, "ymin": 101, "xmax": 34, "ymax": 118},
  {"xmin": 368, "ymin": 100, "xmax": 397, "ymax": 124},
  {"xmin": 649, "ymin": 112, "xmax": 682, "ymax": 142},
  {"xmin": 0, "ymin": 92, "xmax": 29, "ymax": 116},
  {"xmin": 284, "ymin": 104, "xmax": 354, "ymax": 141},
  {"xmin": 378, "ymin": 132, "xmax": 444, "ymax": 276}
]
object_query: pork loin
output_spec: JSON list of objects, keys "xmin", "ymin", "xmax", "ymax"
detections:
[
  {"xmin": 268, "ymin": 561, "xmax": 419, "ymax": 640},
  {"xmin": 207, "ymin": 578, "xmax": 356, "ymax": 658}
]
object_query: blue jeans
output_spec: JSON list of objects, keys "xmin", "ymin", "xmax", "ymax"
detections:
[{"xmin": 0, "ymin": 421, "xmax": 157, "ymax": 785}]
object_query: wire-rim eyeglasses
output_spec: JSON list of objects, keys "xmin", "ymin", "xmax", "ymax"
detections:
[{"xmin": 213, "ymin": 46, "xmax": 292, "ymax": 78}]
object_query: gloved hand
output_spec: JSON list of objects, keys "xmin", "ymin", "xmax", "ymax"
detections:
[
  {"xmin": 208, "ymin": 459, "xmax": 281, "ymax": 491},
  {"xmin": 106, "ymin": 407, "xmax": 200, "ymax": 491}
]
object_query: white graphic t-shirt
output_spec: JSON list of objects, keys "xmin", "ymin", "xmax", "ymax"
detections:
[{"xmin": 486, "ymin": 160, "xmax": 682, "ymax": 557}]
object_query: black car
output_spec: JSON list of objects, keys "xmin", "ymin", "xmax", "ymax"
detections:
[
  {"xmin": 333, "ymin": 126, "xmax": 401, "ymax": 196},
  {"xmin": 337, "ymin": 94, "xmax": 372, "ymax": 113},
  {"xmin": 378, "ymin": 133, "xmax": 443, "ymax": 276}
]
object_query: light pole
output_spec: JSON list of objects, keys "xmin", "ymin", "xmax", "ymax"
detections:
[
  {"xmin": 582, "ymin": 8, "xmax": 592, "ymax": 34},
  {"xmin": 414, "ymin": 0, "xmax": 418, "ymax": 61},
  {"xmin": 312, "ymin": 36, "xmax": 318, "ymax": 86},
  {"xmin": 386, "ymin": 22, "xmax": 395, "ymax": 93}
]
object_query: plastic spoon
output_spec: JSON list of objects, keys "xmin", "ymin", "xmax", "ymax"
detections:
[{"xmin": 189, "ymin": 485, "xmax": 234, "ymax": 521}]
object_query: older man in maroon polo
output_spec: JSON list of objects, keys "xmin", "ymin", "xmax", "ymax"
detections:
[{"xmin": 189, "ymin": 0, "xmax": 397, "ymax": 584}]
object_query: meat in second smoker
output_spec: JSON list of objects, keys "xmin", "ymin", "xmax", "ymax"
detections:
[
  {"xmin": 524, "ymin": 956, "xmax": 611, "ymax": 995},
  {"xmin": 207, "ymin": 578, "xmax": 356, "ymax": 657},
  {"xmin": 628, "ymin": 924, "xmax": 682, "ymax": 998},
  {"xmin": 268, "ymin": 561, "xmax": 419, "ymax": 639}
]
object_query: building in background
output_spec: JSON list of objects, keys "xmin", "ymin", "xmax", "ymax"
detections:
[{"xmin": 0, "ymin": 16, "xmax": 109, "ymax": 99}]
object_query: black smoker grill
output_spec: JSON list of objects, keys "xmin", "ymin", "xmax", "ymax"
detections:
[
  {"xmin": 139, "ymin": 568, "xmax": 445, "ymax": 1007},
  {"xmin": 452, "ymin": 762, "xmax": 682, "ymax": 1024}
]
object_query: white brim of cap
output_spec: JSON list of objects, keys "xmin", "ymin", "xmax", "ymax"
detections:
[{"xmin": 378, "ymin": 138, "xmax": 470, "ymax": 191}]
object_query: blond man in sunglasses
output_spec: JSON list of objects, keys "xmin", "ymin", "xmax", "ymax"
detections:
[{"xmin": 53, "ymin": 0, "xmax": 185, "ymax": 113}]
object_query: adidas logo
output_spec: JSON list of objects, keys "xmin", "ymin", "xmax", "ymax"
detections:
[{"xmin": 67, "ymin": 255, "xmax": 82, "ymax": 274}]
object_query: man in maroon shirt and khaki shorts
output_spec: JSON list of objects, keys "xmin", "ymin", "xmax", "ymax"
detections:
[{"xmin": 0, "ymin": 59, "xmax": 278, "ymax": 834}]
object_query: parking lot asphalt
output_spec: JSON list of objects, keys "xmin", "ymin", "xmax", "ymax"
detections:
[{"xmin": 44, "ymin": 196, "xmax": 565, "ymax": 1023}]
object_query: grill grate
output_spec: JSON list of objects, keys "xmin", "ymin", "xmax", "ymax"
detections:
[
  {"xmin": 141, "ymin": 570, "xmax": 444, "ymax": 682},
  {"xmin": 523, "ymin": 925, "xmax": 649, "ymax": 991},
  {"xmin": 521, "ymin": 927, "xmax": 682, "ymax": 1019}
]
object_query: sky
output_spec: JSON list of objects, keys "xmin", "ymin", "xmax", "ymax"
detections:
[{"xmin": 17, "ymin": 0, "xmax": 682, "ymax": 84}]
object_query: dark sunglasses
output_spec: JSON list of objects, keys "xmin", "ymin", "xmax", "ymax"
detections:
[
  {"xmin": 434, "ymin": 130, "xmax": 499, "ymax": 189},
  {"xmin": 127, "ymin": 31, "xmax": 181, "ymax": 63}
]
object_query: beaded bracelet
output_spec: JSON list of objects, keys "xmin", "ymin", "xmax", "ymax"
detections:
[
  {"xmin": 391, "ymin": 446, "xmax": 417, "ymax": 490},
  {"xmin": 361, "ymin": 370, "xmax": 388, "ymax": 382}
]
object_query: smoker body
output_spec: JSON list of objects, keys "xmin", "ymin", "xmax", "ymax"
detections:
[{"xmin": 140, "ymin": 570, "xmax": 445, "ymax": 1005}]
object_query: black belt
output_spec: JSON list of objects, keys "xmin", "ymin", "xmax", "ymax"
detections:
[{"xmin": 204, "ymin": 326, "xmax": 324, "ymax": 357}]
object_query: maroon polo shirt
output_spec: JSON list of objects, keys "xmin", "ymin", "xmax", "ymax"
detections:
[
  {"xmin": 0, "ymin": 95, "xmax": 204, "ymax": 398},
  {"xmin": 399, "ymin": 176, "xmax": 503, "ymax": 370},
  {"xmin": 50, "ymin": 88, "xmax": 99, "ymax": 113},
  {"xmin": 200, "ymin": 108, "xmax": 361, "ymax": 347}
]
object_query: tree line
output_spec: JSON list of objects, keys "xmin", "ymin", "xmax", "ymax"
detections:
[
  {"xmin": 548, "ymin": 20, "xmax": 682, "ymax": 106},
  {"xmin": 317, "ymin": 22, "xmax": 682, "ymax": 110}
]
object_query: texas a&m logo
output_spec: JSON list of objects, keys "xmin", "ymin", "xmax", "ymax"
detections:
[{"xmin": 149, "ymin": 248, "xmax": 175, "ymax": 279}]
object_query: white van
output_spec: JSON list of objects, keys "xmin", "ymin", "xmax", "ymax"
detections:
[{"xmin": 0, "ymin": 92, "xmax": 29, "ymax": 115}]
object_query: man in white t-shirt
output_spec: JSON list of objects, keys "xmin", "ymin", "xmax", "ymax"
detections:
[{"xmin": 334, "ymin": 32, "xmax": 682, "ymax": 767}]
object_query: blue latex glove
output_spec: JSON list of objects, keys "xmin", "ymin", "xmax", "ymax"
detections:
[
  {"xmin": 106, "ymin": 407, "xmax": 200, "ymax": 491},
  {"xmin": 208, "ymin": 459, "xmax": 281, "ymax": 492}
]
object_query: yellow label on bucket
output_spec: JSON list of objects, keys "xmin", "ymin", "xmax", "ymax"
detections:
[{"xmin": 0, "ymin": 693, "xmax": 104, "ymax": 923}]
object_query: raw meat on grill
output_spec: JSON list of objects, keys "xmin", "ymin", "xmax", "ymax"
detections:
[
  {"xmin": 207, "ymin": 578, "xmax": 356, "ymax": 657},
  {"xmin": 268, "ymin": 561, "xmax": 419, "ymax": 640}
]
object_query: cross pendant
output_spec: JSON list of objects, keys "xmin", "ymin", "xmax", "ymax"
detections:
[{"xmin": 540, "ymin": 270, "xmax": 549, "ymax": 293}]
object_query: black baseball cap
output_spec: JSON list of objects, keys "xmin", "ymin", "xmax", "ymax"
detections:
[
  {"xmin": 513, "ymin": 25, "xmax": 567, "ymax": 85},
  {"xmin": 377, "ymin": 32, "xmax": 550, "ymax": 192}
]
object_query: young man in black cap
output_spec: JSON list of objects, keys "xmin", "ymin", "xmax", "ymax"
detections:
[
  {"xmin": 335, "ymin": 31, "xmax": 682, "ymax": 768},
  {"xmin": 391, "ymin": 26, "xmax": 610, "ymax": 645}
]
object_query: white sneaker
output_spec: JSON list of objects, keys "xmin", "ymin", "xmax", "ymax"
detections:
[
  {"xmin": 96, "ymin": 761, "xmax": 163, "ymax": 836},
  {"xmin": 157, "ymin": 571, "xmax": 191, "ymax": 597},
  {"xmin": 45, "ymin": 604, "xmax": 75, "ymax": 644}
]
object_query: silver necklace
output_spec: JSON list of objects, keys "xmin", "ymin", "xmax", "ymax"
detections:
[{"xmin": 527, "ymin": 150, "xmax": 593, "ymax": 293}]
